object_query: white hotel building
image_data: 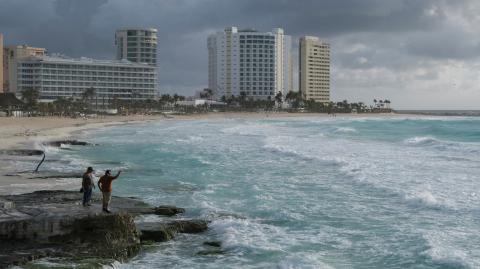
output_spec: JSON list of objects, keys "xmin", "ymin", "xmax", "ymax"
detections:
[
  {"xmin": 17, "ymin": 56, "xmax": 156, "ymax": 101},
  {"xmin": 208, "ymin": 27, "xmax": 292, "ymax": 100}
]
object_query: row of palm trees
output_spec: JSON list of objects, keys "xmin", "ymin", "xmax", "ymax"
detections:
[
  {"xmin": 18, "ymin": 87, "xmax": 197, "ymax": 116},
  {"xmin": 15, "ymin": 87, "xmax": 392, "ymax": 116},
  {"xmin": 217, "ymin": 91, "xmax": 392, "ymax": 113}
]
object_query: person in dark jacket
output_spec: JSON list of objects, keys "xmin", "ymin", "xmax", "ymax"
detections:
[{"xmin": 81, "ymin": 167, "xmax": 95, "ymax": 206}]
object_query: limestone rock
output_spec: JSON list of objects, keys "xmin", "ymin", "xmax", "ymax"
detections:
[
  {"xmin": 0, "ymin": 149, "xmax": 44, "ymax": 156},
  {"xmin": 153, "ymin": 205, "xmax": 186, "ymax": 216},
  {"xmin": 138, "ymin": 219, "xmax": 208, "ymax": 242},
  {"xmin": 196, "ymin": 249, "xmax": 226, "ymax": 256},
  {"xmin": 46, "ymin": 140, "xmax": 91, "ymax": 147},
  {"xmin": 203, "ymin": 241, "xmax": 222, "ymax": 247},
  {"xmin": 0, "ymin": 190, "xmax": 191, "ymax": 268}
]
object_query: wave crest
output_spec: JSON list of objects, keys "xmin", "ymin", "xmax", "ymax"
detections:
[
  {"xmin": 404, "ymin": 136, "xmax": 439, "ymax": 146},
  {"xmin": 335, "ymin": 127, "xmax": 357, "ymax": 133}
]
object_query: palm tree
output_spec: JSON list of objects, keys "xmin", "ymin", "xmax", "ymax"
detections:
[
  {"xmin": 21, "ymin": 87, "xmax": 40, "ymax": 114},
  {"xmin": 173, "ymin": 94, "xmax": 180, "ymax": 105},
  {"xmin": 285, "ymin": 91, "xmax": 302, "ymax": 109},
  {"xmin": 275, "ymin": 92, "xmax": 283, "ymax": 108},
  {"xmin": 82, "ymin": 87, "xmax": 96, "ymax": 111},
  {"xmin": 200, "ymin": 88, "xmax": 213, "ymax": 100}
]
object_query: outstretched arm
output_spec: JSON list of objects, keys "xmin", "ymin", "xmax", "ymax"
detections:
[{"xmin": 113, "ymin": 170, "xmax": 122, "ymax": 179}]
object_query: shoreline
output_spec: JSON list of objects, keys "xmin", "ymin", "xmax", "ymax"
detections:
[
  {"xmin": 0, "ymin": 111, "xmax": 423, "ymax": 150},
  {"xmin": 0, "ymin": 111, "xmax": 446, "ymax": 195},
  {"xmin": 0, "ymin": 114, "xmax": 167, "ymax": 195}
]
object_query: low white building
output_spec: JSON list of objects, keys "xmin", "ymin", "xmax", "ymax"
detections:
[
  {"xmin": 177, "ymin": 99, "xmax": 226, "ymax": 107},
  {"xmin": 17, "ymin": 55, "xmax": 156, "ymax": 102}
]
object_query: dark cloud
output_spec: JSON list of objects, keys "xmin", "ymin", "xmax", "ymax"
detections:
[{"xmin": 0, "ymin": 0, "xmax": 478, "ymax": 108}]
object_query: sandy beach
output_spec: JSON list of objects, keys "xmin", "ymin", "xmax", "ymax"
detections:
[{"xmin": 0, "ymin": 112, "xmax": 413, "ymax": 195}]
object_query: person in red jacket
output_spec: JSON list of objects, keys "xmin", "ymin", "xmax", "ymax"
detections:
[{"xmin": 97, "ymin": 169, "xmax": 122, "ymax": 213}]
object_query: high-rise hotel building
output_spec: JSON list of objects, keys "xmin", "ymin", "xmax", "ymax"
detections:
[
  {"xmin": 299, "ymin": 36, "xmax": 330, "ymax": 103},
  {"xmin": 0, "ymin": 33, "xmax": 4, "ymax": 92},
  {"xmin": 115, "ymin": 28, "xmax": 157, "ymax": 66},
  {"xmin": 208, "ymin": 27, "xmax": 292, "ymax": 100}
]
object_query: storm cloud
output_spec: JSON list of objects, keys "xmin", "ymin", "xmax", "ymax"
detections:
[{"xmin": 1, "ymin": 0, "xmax": 479, "ymax": 109}]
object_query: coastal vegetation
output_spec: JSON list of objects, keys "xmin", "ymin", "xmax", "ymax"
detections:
[{"xmin": 0, "ymin": 89, "xmax": 393, "ymax": 117}]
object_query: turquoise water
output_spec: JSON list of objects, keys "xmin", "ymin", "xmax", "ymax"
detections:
[{"xmin": 44, "ymin": 116, "xmax": 480, "ymax": 268}]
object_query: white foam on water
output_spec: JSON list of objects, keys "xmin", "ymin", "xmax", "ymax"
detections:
[
  {"xmin": 403, "ymin": 136, "xmax": 480, "ymax": 155},
  {"xmin": 404, "ymin": 136, "xmax": 439, "ymax": 146},
  {"xmin": 334, "ymin": 127, "xmax": 357, "ymax": 133},
  {"xmin": 175, "ymin": 135, "xmax": 204, "ymax": 144},
  {"xmin": 277, "ymin": 253, "xmax": 336, "ymax": 269},
  {"xmin": 404, "ymin": 190, "xmax": 453, "ymax": 210},
  {"xmin": 422, "ymin": 232, "xmax": 477, "ymax": 269},
  {"xmin": 210, "ymin": 218, "xmax": 285, "ymax": 252}
]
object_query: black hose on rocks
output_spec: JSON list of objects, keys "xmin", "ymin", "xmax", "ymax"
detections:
[{"xmin": 34, "ymin": 153, "xmax": 46, "ymax": 173}]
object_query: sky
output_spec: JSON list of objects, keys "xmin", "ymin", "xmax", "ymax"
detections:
[{"xmin": 1, "ymin": 0, "xmax": 479, "ymax": 109}]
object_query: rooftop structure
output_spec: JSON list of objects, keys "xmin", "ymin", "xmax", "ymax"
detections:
[
  {"xmin": 3, "ymin": 45, "xmax": 46, "ymax": 93},
  {"xmin": 115, "ymin": 28, "xmax": 157, "ymax": 66}
]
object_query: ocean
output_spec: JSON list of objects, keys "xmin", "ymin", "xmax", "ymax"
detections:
[{"xmin": 31, "ymin": 116, "xmax": 480, "ymax": 268}]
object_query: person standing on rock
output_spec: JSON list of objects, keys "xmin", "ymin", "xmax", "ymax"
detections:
[
  {"xmin": 81, "ymin": 167, "xmax": 95, "ymax": 206},
  {"xmin": 97, "ymin": 169, "xmax": 122, "ymax": 213}
]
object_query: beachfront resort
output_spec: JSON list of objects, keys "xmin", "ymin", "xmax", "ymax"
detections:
[{"xmin": 0, "ymin": 27, "xmax": 393, "ymax": 116}]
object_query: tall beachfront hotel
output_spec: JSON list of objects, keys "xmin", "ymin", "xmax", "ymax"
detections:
[
  {"xmin": 299, "ymin": 36, "xmax": 330, "ymax": 103},
  {"xmin": 0, "ymin": 33, "xmax": 3, "ymax": 92},
  {"xmin": 115, "ymin": 28, "xmax": 157, "ymax": 66},
  {"xmin": 208, "ymin": 27, "xmax": 292, "ymax": 100}
]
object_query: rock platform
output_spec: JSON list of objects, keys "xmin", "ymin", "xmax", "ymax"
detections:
[{"xmin": 0, "ymin": 190, "xmax": 207, "ymax": 268}]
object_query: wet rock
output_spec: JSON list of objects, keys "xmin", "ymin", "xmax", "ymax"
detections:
[
  {"xmin": 0, "ymin": 247, "xmax": 55, "ymax": 268},
  {"xmin": 203, "ymin": 241, "xmax": 221, "ymax": 247},
  {"xmin": 172, "ymin": 219, "xmax": 209, "ymax": 233},
  {"xmin": 138, "ymin": 219, "xmax": 208, "ymax": 242},
  {"xmin": 0, "ymin": 190, "xmax": 191, "ymax": 267},
  {"xmin": 0, "ymin": 213, "xmax": 141, "ymax": 268},
  {"xmin": 26, "ymin": 172, "xmax": 82, "ymax": 179},
  {"xmin": 49, "ymin": 213, "xmax": 141, "ymax": 261},
  {"xmin": 139, "ymin": 225, "xmax": 176, "ymax": 242},
  {"xmin": 0, "ymin": 149, "xmax": 44, "ymax": 156},
  {"xmin": 46, "ymin": 140, "xmax": 91, "ymax": 147},
  {"xmin": 196, "ymin": 249, "xmax": 226, "ymax": 256},
  {"xmin": 153, "ymin": 205, "xmax": 185, "ymax": 216}
]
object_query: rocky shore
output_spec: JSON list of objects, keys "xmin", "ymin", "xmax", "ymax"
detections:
[{"xmin": 0, "ymin": 190, "xmax": 208, "ymax": 268}]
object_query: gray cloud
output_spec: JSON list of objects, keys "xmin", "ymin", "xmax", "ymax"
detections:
[{"xmin": 0, "ymin": 0, "xmax": 479, "ymax": 109}]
